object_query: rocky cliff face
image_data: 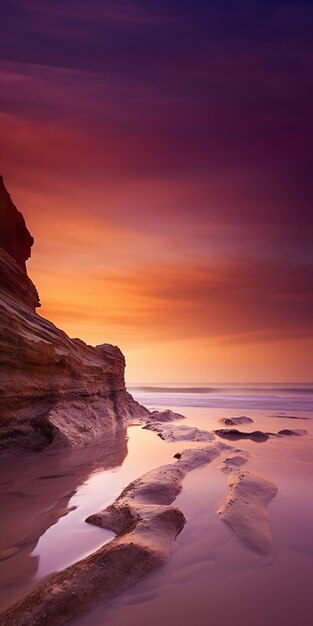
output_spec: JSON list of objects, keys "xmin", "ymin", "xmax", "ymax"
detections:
[
  {"xmin": 0, "ymin": 177, "xmax": 148, "ymax": 453},
  {"xmin": 0, "ymin": 176, "xmax": 34, "ymax": 272}
]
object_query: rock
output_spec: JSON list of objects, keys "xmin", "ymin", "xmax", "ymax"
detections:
[
  {"xmin": 143, "ymin": 422, "xmax": 215, "ymax": 442},
  {"xmin": 278, "ymin": 429, "xmax": 307, "ymax": 436},
  {"xmin": 215, "ymin": 429, "xmax": 269, "ymax": 442},
  {"xmin": 0, "ymin": 546, "xmax": 20, "ymax": 561},
  {"xmin": 218, "ymin": 470, "xmax": 278, "ymax": 554},
  {"xmin": 215, "ymin": 428, "xmax": 308, "ymax": 443},
  {"xmin": 0, "ymin": 176, "xmax": 34, "ymax": 271},
  {"xmin": 272, "ymin": 414, "xmax": 308, "ymax": 420},
  {"xmin": 148, "ymin": 410, "xmax": 186, "ymax": 422},
  {"xmin": 219, "ymin": 416, "xmax": 253, "ymax": 426},
  {"xmin": 0, "ymin": 443, "xmax": 227, "ymax": 626},
  {"xmin": 220, "ymin": 454, "xmax": 249, "ymax": 473},
  {"xmin": 0, "ymin": 176, "xmax": 149, "ymax": 452}
]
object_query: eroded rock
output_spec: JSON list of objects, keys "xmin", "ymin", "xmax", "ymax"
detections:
[
  {"xmin": 218, "ymin": 470, "xmax": 278, "ymax": 554},
  {"xmin": 0, "ymin": 444, "xmax": 227, "ymax": 625},
  {"xmin": 272, "ymin": 414, "xmax": 309, "ymax": 420},
  {"xmin": 215, "ymin": 429, "xmax": 269, "ymax": 442},
  {"xmin": 148, "ymin": 410, "xmax": 186, "ymax": 422},
  {"xmin": 219, "ymin": 453, "xmax": 249, "ymax": 473},
  {"xmin": 143, "ymin": 422, "xmax": 215, "ymax": 442},
  {"xmin": 219, "ymin": 416, "xmax": 253, "ymax": 426},
  {"xmin": 278, "ymin": 429, "xmax": 308, "ymax": 436},
  {"xmin": 215, "ymin": 427, "xmax": 308, "ymax": 444},
  {"xmin": 0, "ymin": 177, "xmax": 149, "ymax": 452},
  {"xmin": 0, "ymin": 176, "xmax": 34, "ymax": 272}
]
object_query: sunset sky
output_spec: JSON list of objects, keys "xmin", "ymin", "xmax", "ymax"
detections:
[{"xmin": 1, "ymin": 1, "xmax": 313, "ymax": 382}]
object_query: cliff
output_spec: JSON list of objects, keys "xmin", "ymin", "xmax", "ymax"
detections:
[
  {"xmin": 0, "ymin": 177, "xmax": 148, "ymax": 452},
  {"xmin": 0, "ymin": 176, "xmax": 34, "ymax": 272}
]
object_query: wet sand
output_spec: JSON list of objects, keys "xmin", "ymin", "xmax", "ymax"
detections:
[{"xmin": 0, "ymin": 402, "xmax": 312, "ymax": 625}]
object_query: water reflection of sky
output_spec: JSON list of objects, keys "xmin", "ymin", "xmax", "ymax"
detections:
[
  {"xmin": 31, "ymin": 425, "xmax": 188, "ymax": 580},
  {"xmin": 74, "ymin": 404, "xmax": 313, "ymax": 626}
]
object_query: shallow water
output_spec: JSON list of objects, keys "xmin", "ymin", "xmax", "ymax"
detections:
[
  {"xmin": 0, "ymin": 385, "xmax": 312, "ymax": 625},
  {"xmin": 0, "ymin": 424, "xmax": 188, "ymax": 611}
]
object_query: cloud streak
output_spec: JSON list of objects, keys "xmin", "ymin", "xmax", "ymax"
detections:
[
  {"xmin": 32, "ymin": 253, "xmax": 313, "ymax": 350},
  {"xmin": 1, "ymin": 0, "xmax": 313, "ymax": 380}
]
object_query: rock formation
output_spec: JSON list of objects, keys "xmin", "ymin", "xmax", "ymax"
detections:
[
  {"xmin": 143, "ymin": 421, "xmax": 215, "ymax": 442},
  {"xmin": 218, "ymin": 470, "xmax": 278, "ymax": 554},
  {"xmin": 0, "ymin": 176, "xmax": 148, "ymax": 452},
  {"xmin": 215, "ymin": 428, "xmax": 308, "ymax": 442},
  {"xmin": 0, "ymin": 443, "xmax": 227, "ymax": 626},
  {"xmin": 215, "ymin": 429, "xmax": 270, "ymax": 442},
  {"xmin": 218, "ymin": 416, "xmax": 253, "ymax": 426},
  {"xmin": 147, "ymin": 409, "xmax": 186, "ymax": 422},
  {"xmin": 0, "ymin": 176, "xmax": 34, "ymax": 272}
]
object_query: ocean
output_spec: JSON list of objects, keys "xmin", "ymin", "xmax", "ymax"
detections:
[{"xmin": 129, "ymin": 382, "xmax": 313, "ymax": 413}]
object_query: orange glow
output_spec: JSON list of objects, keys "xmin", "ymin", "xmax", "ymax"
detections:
[{"xmin": 2, "ymin": 110, "xmax": 312, "ymax": 384}]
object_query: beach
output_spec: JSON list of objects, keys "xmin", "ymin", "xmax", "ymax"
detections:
[
  {"xmin": 1, "ymin": 1, "xmax": 313, "ymax": 622},
  {"xmin": 0, "ymin": 384, "xmax": 312, "ymax": 625}
]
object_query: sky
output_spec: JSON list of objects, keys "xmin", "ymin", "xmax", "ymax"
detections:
[{"xmin": 1, "ymin": 0, "xmax": 313, "ymax": 382}]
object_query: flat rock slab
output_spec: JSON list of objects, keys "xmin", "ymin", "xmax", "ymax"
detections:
[
  {"xmin": 219, "ymin": 453, "xmax": 249, "ymax": 473},
  {"xmin": 271, "ymin": 414, "xmax": 309, "ymax": 420},
  {"xmin": 146, "ymin": 410, "xmax": 186, "ymax": 422},
  {"xmin": 218, "ymin": 470, "xmax": 278, "ymax": 554},
  {"xmin": 143, "ymin": 422, "xmax": 215, "ymax": 442}
]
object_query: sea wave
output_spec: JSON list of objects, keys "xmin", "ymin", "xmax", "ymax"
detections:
[
  {"xmin": 129, "ymin": 384, "xmax": 313, "ymax": 413},
  {"xmin": 129, "ymin": 386, "xmax": 220, "ymax": 394},
  {"xmin": 129, "ymin": 384, "xmax": 313, "ymax": 395}
]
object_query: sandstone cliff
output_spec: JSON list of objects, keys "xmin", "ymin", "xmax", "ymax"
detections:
[{"xmin": 0, "ymin": 177, "xmax": 148, "ymax": 452}]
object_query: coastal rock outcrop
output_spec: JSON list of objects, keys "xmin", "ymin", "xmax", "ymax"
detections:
[
  {"xmin": 0, "ymin": 176, "xmax": 34, "ymax": 272},
  {"xmin": 218, "ymin": 470, "xmax": 278, "ymax": 554},
  {"xmin": 143, "ymin": 421, "xmax": 215, "ymax": 442},
  {"xmin": 277, "ymin": 428, "xmax": 307, "ymax": 436},
  {"xmin": 147, "ymin": 409, "xmax": 186, "ymax": 422},
  {"xmin": 219, "ymin": 453, "xmax": 249, "ymax": 473},
  {"xmin": 215, "ymin": 428, "xmax": 308, "ymax": 443},
  {"xmin": 0, "ymin": 177, "xmax": 148, "ymax": 452},
  {"xmin": 215, "ymin": 429, "xmax": 270, "ymax": 442},
  {"xmin": 218, "ymin": 416, "xmax": 253, "ymax": 426}
]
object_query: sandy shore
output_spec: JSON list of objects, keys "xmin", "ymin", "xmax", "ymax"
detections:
[{"xmin": 0, "ymin": 403, "xmax": 312, "ymax": 626}]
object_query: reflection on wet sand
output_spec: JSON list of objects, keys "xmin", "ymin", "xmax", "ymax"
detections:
[
  {"xmin": 0, "ymin": 428, "xmax": 128, "ymax": 611},
  {"xmin": 0, "ymin": 401, "xmax": 312, "ymax": 626}
]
